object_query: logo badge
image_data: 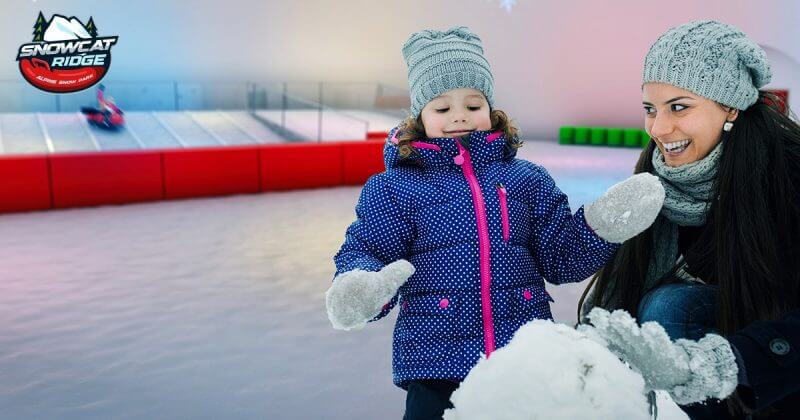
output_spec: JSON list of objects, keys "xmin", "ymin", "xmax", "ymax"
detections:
[{"xmin": 16, "ymin": 12, "xmax": 118, "ymax": 93}]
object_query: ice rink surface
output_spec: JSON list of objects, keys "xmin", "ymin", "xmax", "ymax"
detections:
[{"xmin": 0, "ymin": 141, "xmax": 688, "ymax": 419}]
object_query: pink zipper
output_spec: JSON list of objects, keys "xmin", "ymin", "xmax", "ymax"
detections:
[
  {"xmin": 455, "ymin": 140, "xmax": 496, "ymax": 357},
  {"xmin": 497, "ymin": 184, "xmax": 509, "ymax": 242}
]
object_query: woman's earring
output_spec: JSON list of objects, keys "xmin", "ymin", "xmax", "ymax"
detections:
[{"xmin": 723, "ymin": 121, "xmax": 734, "ymax": 132}]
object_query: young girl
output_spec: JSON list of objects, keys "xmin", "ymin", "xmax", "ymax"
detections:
[{"xmin": 326, "ymin": 26, "xmax": 664, "ymax": 419}]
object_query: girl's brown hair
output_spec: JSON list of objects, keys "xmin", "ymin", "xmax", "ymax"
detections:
[{"xmin": 394, "ymin": 109, "xmax": 522, "ymax": 158}]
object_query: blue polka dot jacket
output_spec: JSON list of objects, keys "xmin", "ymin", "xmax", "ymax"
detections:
[{"xmin": 333, "ymin": 128, "xmax": 619, "ymax": 388}]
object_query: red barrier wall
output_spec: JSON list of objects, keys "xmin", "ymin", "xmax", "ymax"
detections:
[
  {"xmin": 163, "ymin": 146, "xmax": 261, "ymax": 199},
  {"xmin": 341, "ymin": 140, "xmax": 385, "ymax": 185},
  {"xmin": 366, "ymin": 131, "xmax": 389, "ymax": 141},
  {"xmin": 0, "ymin": 140, "xmax": 387, "ymax": 214},
  {"xmin": 0, "ymin": 155, "xmax": 52, "ymax": 213},
  {"xmin": 261, "ymin": 143, "xmax": 343, "ymax": 191},
  {"xmin": 49, "ymin": 151, "xmax": 163, "ymax": 208}
]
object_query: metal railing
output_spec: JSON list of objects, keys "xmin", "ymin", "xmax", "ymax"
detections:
[{"xmin": 0, "ymin": 81, "xmax": 411, "ymax": 142}]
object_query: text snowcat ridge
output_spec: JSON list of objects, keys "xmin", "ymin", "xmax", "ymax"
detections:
[{"xmin": 15, "ymin": 13, "xmax": 118, "ymax": 93}]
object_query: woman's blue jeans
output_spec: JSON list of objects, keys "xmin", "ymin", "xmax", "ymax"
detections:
[{"xmin": 637, "ymin": 282, "xmax": 718, "ymax": 341}]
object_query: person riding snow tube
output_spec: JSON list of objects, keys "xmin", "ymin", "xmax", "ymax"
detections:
[{"xmin": 80, "ymin": 84, "xmax": 125, "ymax": 129}]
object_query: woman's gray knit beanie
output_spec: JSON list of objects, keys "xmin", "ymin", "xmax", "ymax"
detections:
[{"xmin": 643, "ymin": 20, "xmax": 772, "ymax": 110}]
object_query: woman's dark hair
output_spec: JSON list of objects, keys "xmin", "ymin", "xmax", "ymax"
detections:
[{"xmin": 580, "ymin": 91, "xmax": 800, "ymax": 337}]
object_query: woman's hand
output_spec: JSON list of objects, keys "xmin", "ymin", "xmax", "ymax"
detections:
[
  {"xmin": 584, "ymin": 173, "xmax": 665, "ymax": 243},
  {"xmin": 325, "ymin": 260, "xmax": 415, "ymax": 331},
  {"xmin": 579, "ymin": 308, "xmax": 738, "ymax": 405}
]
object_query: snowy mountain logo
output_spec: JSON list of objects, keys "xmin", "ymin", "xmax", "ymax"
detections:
[{"xmin": 16, "ymin": 12, "xmax": 118, "ymax": 93}]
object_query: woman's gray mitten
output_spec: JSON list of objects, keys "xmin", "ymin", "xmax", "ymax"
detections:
[
  {"xmin": 669, "ymin": 334, "xmax": 739, "ymax": 405},
  {"xmin": 584, "ymin": 173, "xmax": 665, "ymax": 243},
  {"xmin": 325, "ymin": 260, "xmax": 415, "ymax": 331},
  {"xmin": 586, "ymin": 308, "xmax": 738, "ymax": 405},
  {"xmin": 586, "ymin": 308, "xmax": 691, "ymax": 390}
]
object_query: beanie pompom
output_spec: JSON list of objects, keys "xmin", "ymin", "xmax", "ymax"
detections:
[
  {"xmin": 402, "ymin": 27, "xmax": 482, "ymax": 58},
  {"xmin": 443, "ymin": 26, "xmax": 480, "ymax": 41},
  {"xmin": 731, "ymin": 37, "xmax": 772, "ymax": 88}
]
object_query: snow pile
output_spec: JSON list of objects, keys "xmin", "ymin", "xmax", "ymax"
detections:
[{"xmin": 444, "ymin": 320, "xmax": 651, "ymax": 420}]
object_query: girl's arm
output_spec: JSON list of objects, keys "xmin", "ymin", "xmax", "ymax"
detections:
[
  {"xmin": 331, "ymin": 173, "xmax": 414, "ymax": 322},
  {"xmin": 334, "ymin": 173, "xmax": 413, "ymax": 273},
  {"xmin": 527, "ymin": 165, "xmax": 618, "ymax": 285},
  {"xmin": 527, "ymin": 165, "xmax": 663, "ymax": 285}
]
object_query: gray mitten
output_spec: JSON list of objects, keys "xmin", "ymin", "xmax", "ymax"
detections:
[
  {"xmin": 325, "ymin": 260, "xmax": 415, "ymax": 331},
  {"xmin": 584, "ymin": 173, "xmax": 665, "ymax": 243},
  {"xmin": 582, "ymin": 308, "xmax": 738, "ymax": 405},
  {"xmin": 581, "ymin": 308, "xmax": 691, "ymax": 390},
  {"xmin": 671, "ymin": 335, "xmax": 739, "ymax": 405}
]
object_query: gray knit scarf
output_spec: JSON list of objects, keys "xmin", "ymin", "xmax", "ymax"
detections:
[
  {"xmin": 652, "ymin": 141, "xmax": 722, "ymax": 227},
  {"xmin": 645, "ymin": 141, "xmax": 722, "ymax": 286},
  {"xmin": 581, "ymin": 141, "xmax": 723, "ymax": 317}
]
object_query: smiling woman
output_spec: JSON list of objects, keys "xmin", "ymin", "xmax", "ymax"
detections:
[
  {"xmin": 580, "ymin": 20, "xmax": 800, "ymax": 419},
  {"xmin": 642, "ymin": 83, "xmax": 739, "ymax": 168}
]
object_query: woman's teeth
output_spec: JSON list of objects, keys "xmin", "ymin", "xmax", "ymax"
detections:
[{"xmin": 663, "ymin": 139, "xmax": 691, "ymax": 154}]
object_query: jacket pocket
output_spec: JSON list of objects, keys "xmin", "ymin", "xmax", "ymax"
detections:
[
  {"xmin": 395, "ymin": 293, "xmax": 459, "ymax": 364},
  {"xmin": 514, "ymin": 285, "xmax": 554, "ymax": 323},
  {"xmin": 497, "ymin": 183, "xmax": 510, "ymax": 242},
  {"xmin": 492, "ymin": 286, "xmax": 554, "ymax": 348}
]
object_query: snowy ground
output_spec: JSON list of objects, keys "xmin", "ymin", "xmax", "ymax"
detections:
[{"xmin": 0, "ymin": 141, "xmax": 687, "ymax": 419}]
